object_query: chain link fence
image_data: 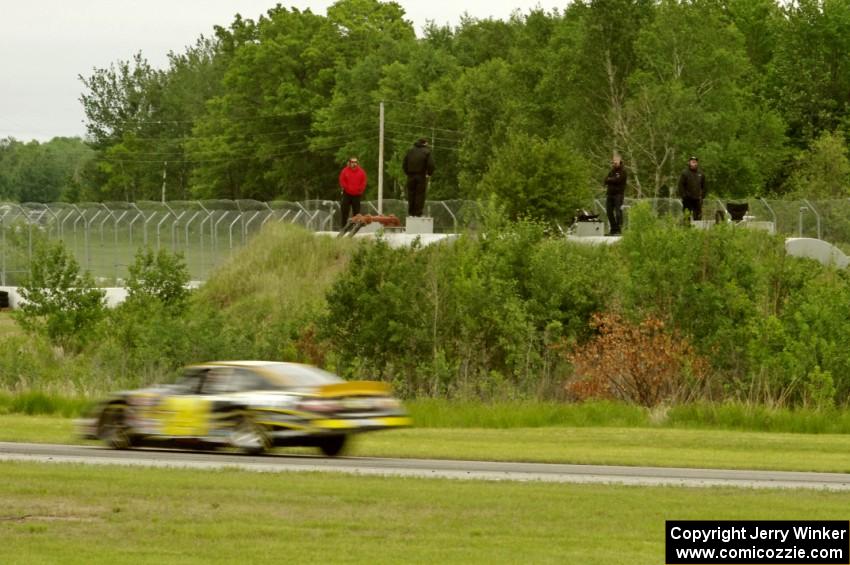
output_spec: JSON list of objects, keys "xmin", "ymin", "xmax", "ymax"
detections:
[
  {"xmin": 0, "ymin": 199, "xmax": 480, "ymax": 285},
  {"xmin": 4, "ymin": 197, "xmax": 849, "ymax": 286},
  {"xmin": 587, "ymin": 197, "xmax": 850, "ymax": 251}
]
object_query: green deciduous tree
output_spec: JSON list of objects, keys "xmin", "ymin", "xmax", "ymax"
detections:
[
  {"xmin": 476, "ymin": 132, "xmax": 591, "ymax": 221},
  {"xmin": 187, "ymin": 6, "xmax": 345, "ymax": 201},
  {"xmin": 622, "ymin": 0, "xmax": 786, "ymax": 196},
  {"xmin": 784, "ymin": 130, "xmax": 850, "ymax": 198},
  {"xmin": 126, "ymin": 247, "xmax": 191, "ymax": 311},
  {"xmin": 767, "ymin": 0, "xmax": 850, "ymax": 143},
  {"xmin": 0, "ymin": 137, "xmax": 94, "ymax": 202},
  {"xmin": 13, "ymin": 240, "xmax": 106, "ymax": 352}
]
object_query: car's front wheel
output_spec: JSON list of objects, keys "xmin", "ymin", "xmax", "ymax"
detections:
[
  {"xmin": 318, "ymin": 435, "xmax": 348, "ymax": 457},
  {"xmin": 229, "ymin": 414, "xmax": 271, "ymax": 455},
  {"xmin": 97, "ymin": 403, "xmax": 133, "ymax": 449}
]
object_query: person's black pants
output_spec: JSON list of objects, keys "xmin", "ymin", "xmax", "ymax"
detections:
[
  {"xmin": 606, "ymin": 192, "xmax": 624, "ymax": 234},
  {"xmin": 406, "ymin": 175, "xmax": 428, "ymax": 217},
  {"xmin": 682, "ymin": 197, "xmax": 702, "ymax": 221},
  {"xmin": 340, "ymin": 193, "xmax": 361, "ymax": 227}
]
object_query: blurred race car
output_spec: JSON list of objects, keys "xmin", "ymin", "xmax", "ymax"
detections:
[{"xmin": 78, "ymin": 361, "xmax": 411, "ymax": 456}]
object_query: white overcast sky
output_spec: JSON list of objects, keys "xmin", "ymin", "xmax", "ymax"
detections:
[{"xmin": 0, "ymin": 1, "xmax": 565, "ymax": 142}]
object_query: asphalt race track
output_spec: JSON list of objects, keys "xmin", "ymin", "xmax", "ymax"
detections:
[{"xmin": 1, "ymin": 442, "xmax": 849, "ymax": 490}]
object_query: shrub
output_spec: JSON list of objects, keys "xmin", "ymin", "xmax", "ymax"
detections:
[
  {"xmin": 565, "ymin": 312, "xmax": 709, "ymax": 407},
  {"xmin": 13, "ymin": 239, "xmax": 106, "ymax": 353},
  {"xmin": 125, "ymin": 247, "xmax": 191, "ymax": 311},
  {"xmin": 744, "ymin": 269, "xmax": 850, "ymax": 405},
  {"xmin": 321, "ymin": 228, "xmax": 545, "ymax": 398}
]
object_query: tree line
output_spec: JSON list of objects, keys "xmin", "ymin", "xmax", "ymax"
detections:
[
  {"xmin": 5, "ymin": 0, "xmax": 850, "ymax": 219},
  {"xmin": 0, "ymin": 138, "xmax": 93, "ymax": 202}
]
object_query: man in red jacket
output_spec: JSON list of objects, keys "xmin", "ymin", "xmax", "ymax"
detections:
[{"xmin": 339, "ymin": 157, "xmax": 367, "ymax": 228}]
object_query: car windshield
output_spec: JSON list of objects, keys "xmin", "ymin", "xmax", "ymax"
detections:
[{"xmin": 260, "ymin": 363, "xmax": 344, "ymax": 387}]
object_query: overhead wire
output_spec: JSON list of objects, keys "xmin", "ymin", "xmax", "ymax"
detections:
[
  {"xmin": 106, "ymin": 131, "xmax": 377, "ymax": 158},
  {"xmin": 105, "ymin": 118, "xmax": 374, "ymax": 144},
  {"xmin": 107, "ymin": 97, "xmax": 382, "ymax": 127},
  {"xmin": 385, "ymin": 120, "xmax": 465, "ymax": 135},
  {"xmin": 86, "ymin": 96, "xmax": 469, "ymax": 165},
  {"xmin": 384, "ymin": 127, "xmax": 463, "ymax": 144},
  {"xmin": 386, "ymin": 137, "xmax": 462, "ymax": 152},
  {"xmin": 102, "ymin": 135, "xmax": 375, "ymax": 165}
]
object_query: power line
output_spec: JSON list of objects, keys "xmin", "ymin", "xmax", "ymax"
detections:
[
  {"xmin": 386, "ymin": 137, "xmax": 462, "ymax": 152},
  {"xmin": 92, "ymin": 98, "xmax": 382, "ymax": 127},
  {"xmin": 102, "ymin": 118, "xmax": 373, "ymax": 144},
  {"xmin": 385, "ymin": 120, "xmax": 465, "ymax": 135},
  {"xmin": 106, "ymin": 131, "xmax": 374, "ymax": 157},
  {"xmin": 382, "ymin": 98, "xmax": 462, "ymax": 115},
  {"xmin": 102, "ymin": 136, "xmax": 374, "ymax": 165},
  {"xmin": 83, "ymin": 97, "xmax": 469, "ymax": 164},
  {"xmin": 384, "ymin": 127, "xmax": 462, "ymax": 144}
]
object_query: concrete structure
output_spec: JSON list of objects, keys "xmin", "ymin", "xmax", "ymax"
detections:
[
  {"xmin": 318, "ymin": 231, "xmax": 457, "ymax": 249},
  {"xmin": 785, "ymin": 238, "xmax": 850, "ymax": 269},
  {"xmin": 0, "ymin": 281, "xmax": 201, "ymax": 309},
  {"xmin": 572, "ymin": 221, "xmax": 604, "ymax": 237},
  {"xmin": 405, "ymin": 216, "xmax": 434, "ymax": 235},
  {"xmin": 0, "ymin": 286, "xmax": 127, "ymax": 309}
]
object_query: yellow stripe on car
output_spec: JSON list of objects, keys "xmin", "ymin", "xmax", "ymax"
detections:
[
  {"xmin": 376, "ymin": 416, "xmax": 413, "ymax": 427},
  {"xmin": 313, "ymin": 419, "xmax": 357, "ymax": 430},
  {"xmin": 317, "ymin": 381, "xmax": 391, "ymax": 397},
  {"xmin": 313, "ymin": 416, "xmax": 412, "ymax": 430}
]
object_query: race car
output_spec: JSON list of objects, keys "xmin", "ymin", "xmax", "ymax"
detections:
[{"xmin": 77, "ymin": 361, "xmax": 411, "ymax": 456}]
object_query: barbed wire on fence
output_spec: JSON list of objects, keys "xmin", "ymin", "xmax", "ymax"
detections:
[
  {"xmin": 0, "ymin": 199, "xmax": 481, "ymax": 286},
  {"xmin": 4, "ymin": 197, "xmax": 850, "ymax": 287}
]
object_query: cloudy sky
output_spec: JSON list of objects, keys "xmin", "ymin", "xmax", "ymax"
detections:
[{"xmin": 0, "ymin": 1, "xmax": 565, "ymax": 142}]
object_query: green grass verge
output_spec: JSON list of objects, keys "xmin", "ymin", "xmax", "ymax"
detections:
[
  {"xmin": 1, "ymin": 461, "xmax": 849, "ymax": 564},
  {"xmin": 5, "ymin": 415, "xmax": 850, "ymax": 473}
]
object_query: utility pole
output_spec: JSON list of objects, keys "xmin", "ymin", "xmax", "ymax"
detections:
[
  {"xmin": 161, "ymin": 161, "xmax": 168, "ymax": 203},
  {"xmin": 378, "ymin": 101, "xmax": 384, "ymax": 215}
]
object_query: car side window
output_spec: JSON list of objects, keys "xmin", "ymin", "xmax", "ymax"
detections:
[
  {"xmin": 172, "ymin": 371, "xmax": 203, "ymax": 395},
  {"xmin": 229, "ymin": 369, "xmax": 275, "ymax": 392},
  {"xmin": 201, "ymin": 368, "xmax": 236, "ymax": 395}
]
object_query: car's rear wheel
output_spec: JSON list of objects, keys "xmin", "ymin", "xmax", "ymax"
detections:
[
  {"xmin": 229, "ymin": 414, "xmax": 271, "ymax": 455},
  {"xmin": 97, "ymin": 403, "xmax": 133, "ymax": 449},
  {"xmin": 318, "ymin": 435, "xmax": 347, "ymax": 457}
]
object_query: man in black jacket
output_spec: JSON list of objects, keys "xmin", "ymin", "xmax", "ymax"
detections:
[
  {"xmin": 604, "ymin": 156, "xmax": 627, "ymax": 235},
  {"xmin": 403, "ymin": 138, "xmax": 435, "ymax": 217},
  {"xmin": 678, "ymin": 155, "xmax": 706, "ymax": 221}
]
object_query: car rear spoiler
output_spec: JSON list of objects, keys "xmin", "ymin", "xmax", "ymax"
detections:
[{"xmin": 318, "ymin": 381, "xmax": 391, "ymax": 397}]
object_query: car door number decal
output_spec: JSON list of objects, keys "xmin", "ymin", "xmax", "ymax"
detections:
[{"xmin": 160, "ymin": 397, "xmax": 211, "ymax": 436}]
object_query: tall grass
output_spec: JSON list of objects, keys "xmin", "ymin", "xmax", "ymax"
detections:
[
  {"xmin": 0, "ymin": 312, "xmax": 22, "ymax": 339},
  {"xmin": 407, "ymin": 399, "xmax": 850, "ymax": 434},
  {"xmin": 408, "ymin": 399, "xmax": 649, "ymax": 428},
  {"xmin": 0, "ymin": 391, "xmax": 92, "ymax": 417},
  {"xmin": 196, "ymin": 223, "xmax": 356, "ymax": 316},
  {"xmin": 665, "ymin": 403, "xmax": 850, "ymax": 434},
  {"xmin": 3, "ymin": 392, "xmax": 850, "ymax": 436}
]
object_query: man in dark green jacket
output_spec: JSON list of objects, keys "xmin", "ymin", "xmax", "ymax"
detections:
[
  {"xmin": 604, "ymin": 156, "xmax": 627, "ymax": 235},
  {"xmin": 678, "ymin": 155, "xmax": 706, "ymax": 221},
  {"xmin": 403, "ymin": 138, "xmax": 435, "ymax": 217}
]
